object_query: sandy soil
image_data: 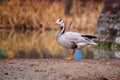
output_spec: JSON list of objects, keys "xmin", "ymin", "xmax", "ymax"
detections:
[{"xmin": 0, "ymin": 59, "xmax": 120, "ymax": 80}]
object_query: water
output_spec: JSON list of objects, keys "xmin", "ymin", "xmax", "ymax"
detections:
[{"xmin": 0, "ymin": 30, "xmax": 120, "ymax": 59}]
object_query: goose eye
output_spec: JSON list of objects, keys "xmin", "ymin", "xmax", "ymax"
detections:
[{"xmin": 59, "ymin": 19, "xmax": 62, "ymax": 22}]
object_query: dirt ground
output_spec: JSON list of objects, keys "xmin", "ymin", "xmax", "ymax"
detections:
[{"xmin": 0, "ymin": 59, "xmax": 120, "ymax": 80}]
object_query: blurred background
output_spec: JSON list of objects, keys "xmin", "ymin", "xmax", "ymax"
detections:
[{"xmin": 0, "ymin": 0, "xmax": 119, "ymax": 59}]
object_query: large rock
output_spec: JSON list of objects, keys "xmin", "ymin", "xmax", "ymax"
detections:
[{"xmin": 94, "ymin": 0, "xmax": 120, "ymax": 44}]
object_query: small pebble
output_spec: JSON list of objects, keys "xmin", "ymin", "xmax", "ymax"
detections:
[{"xmin": 5, "ymin": 72, "xmax": 9, "ymax": 75}]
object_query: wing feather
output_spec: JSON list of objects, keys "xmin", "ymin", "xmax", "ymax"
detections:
[{"xmin": 61, "ymin": 32, "xmax": 89, "ymax": 43}]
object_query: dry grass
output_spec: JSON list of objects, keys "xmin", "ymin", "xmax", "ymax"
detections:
[
  {"xmin": 0, "ymin": 0, "xmax": 103, "ymax": 33},
  {"xmin": 0, "ymin": 0, "xmax": 103, "ymax": 58}
]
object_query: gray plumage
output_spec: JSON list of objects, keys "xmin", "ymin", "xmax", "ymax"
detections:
[{"xmin": 55, "ymin": 19, "xmax": 97, "ymax": 50}]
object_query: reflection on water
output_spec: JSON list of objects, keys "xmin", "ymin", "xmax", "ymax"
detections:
[{"xmin": 0, "ymin": 30, "xmax": 120, "ymax": 59}]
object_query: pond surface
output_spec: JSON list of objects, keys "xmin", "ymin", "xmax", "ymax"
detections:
[{"xmin": 0, "ymin": 30, "xmax": 120, "ymax": 59}]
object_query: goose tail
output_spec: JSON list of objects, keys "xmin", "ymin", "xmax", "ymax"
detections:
[{"xmin": 90, "ymin": 40, "xmax": 97, "ymax": 45}]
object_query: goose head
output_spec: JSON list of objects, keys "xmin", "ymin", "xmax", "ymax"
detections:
[{"xmin": 55, "ymin": 19, "xmax": 65, "ymax": 27}]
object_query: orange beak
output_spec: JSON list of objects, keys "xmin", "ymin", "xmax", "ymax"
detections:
[{"xmin": 55, "ymin": 22, "xmax": 58, "ymax": 26}]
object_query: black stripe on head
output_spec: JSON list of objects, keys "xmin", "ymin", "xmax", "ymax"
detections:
[
  {"xmin": 58, "ymin": 19, "xmax": 64, "ymax": 23},
  {"xmin": 59, "ymin": 19, "xmax": 62, "ymax": 22}
]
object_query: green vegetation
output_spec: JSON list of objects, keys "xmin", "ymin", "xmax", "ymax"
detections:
[{"xmin": 94, "ymin": 42, "xmax": 120, "ymax": 51}]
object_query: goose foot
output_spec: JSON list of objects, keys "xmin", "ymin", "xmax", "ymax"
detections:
[
  {"xmin": 65, "ymin": 49, "xmax": 75, "ymax": 60},
  {"xmin": 65, "ymin": 57, "xmax": 73, "ymax": 60}
]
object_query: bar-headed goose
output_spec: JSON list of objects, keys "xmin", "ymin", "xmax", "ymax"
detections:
[{"xmin": 55, "ymin": 19, "xmax": 97, "ymax": 60}]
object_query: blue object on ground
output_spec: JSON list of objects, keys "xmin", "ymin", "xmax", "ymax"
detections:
[{"xmin": 73, "ymin": 50, "xmax": 83, "ymax": 60}]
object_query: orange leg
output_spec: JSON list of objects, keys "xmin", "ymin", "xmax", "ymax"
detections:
[{"xmin": 65, "ymin": 50, "xmax": 75, "ymax": 60}]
